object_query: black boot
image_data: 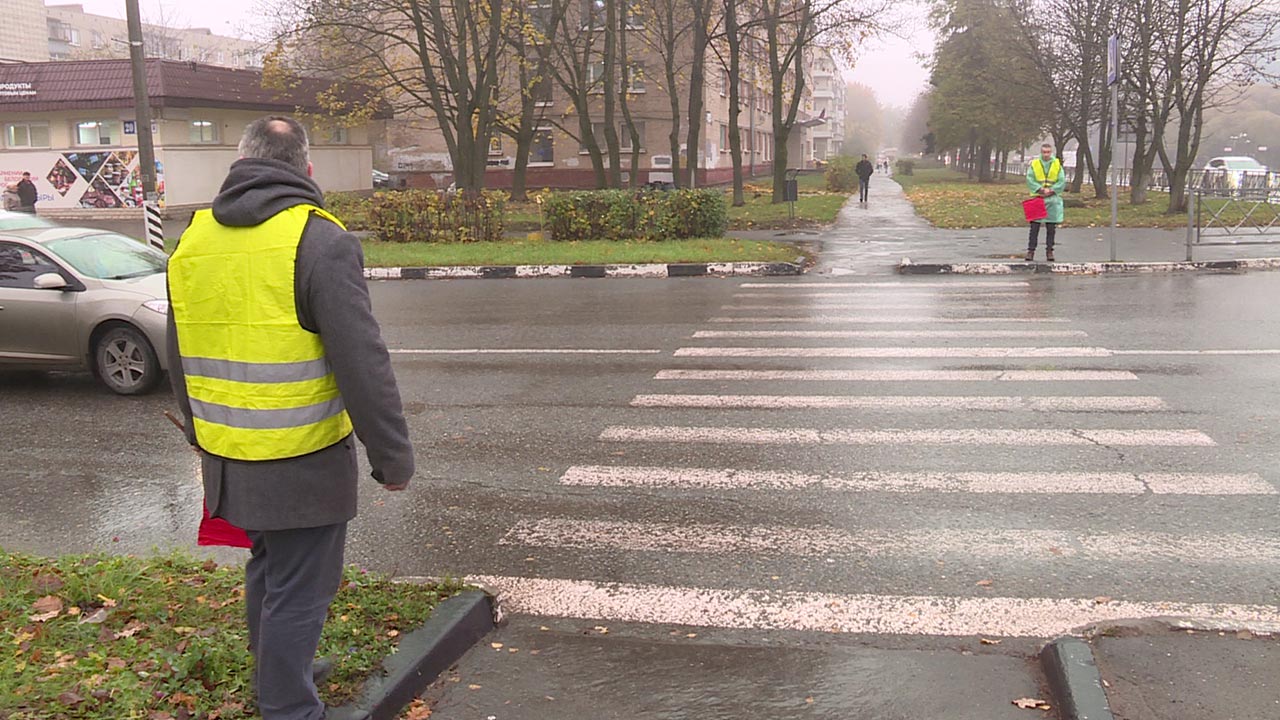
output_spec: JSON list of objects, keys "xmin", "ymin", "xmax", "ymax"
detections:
[{"xmin": 1024, "ymin": 249, "xmax": 1035, "ymax": 262}]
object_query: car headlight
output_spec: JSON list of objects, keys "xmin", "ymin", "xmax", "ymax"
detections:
[{"xmin": 142, "ymin": 299, "xmax": 169, "ymax": 315}]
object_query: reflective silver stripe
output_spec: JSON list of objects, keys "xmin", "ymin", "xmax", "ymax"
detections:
[
  {"xmin": 189, "ymin": 397, "xmax": 346, "ymax": 430},
  {"xmin": 181, "ymin": 356, "xmax": 332, "ymax": 384}
]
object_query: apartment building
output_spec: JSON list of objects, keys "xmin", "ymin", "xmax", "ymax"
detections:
[
  {"xmin": 808, "ymin": 46, "xmax": 845, "ymax": 162},
  {"xmin": 45, "ymin": 4, "xmax": 267, "ymax": 68},
  {"xmin": 0, "ymin": 0, "xmax": 50, "ymax": 63}
]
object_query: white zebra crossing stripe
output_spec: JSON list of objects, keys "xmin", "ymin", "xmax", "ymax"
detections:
[
  {"xmin": 559, "ymin": 465, "xmax": 1276, "ymax": 495},
  {"xmin": 467, "ymin": 575, "xmax": 1280, "ymax": 638},
  {"xmin": 501, "ymin": 519, "xmax": 1280, "ymax": 563},
  {"xmin": 739, "ymin": 281, "xmax": 1032, "ymax": 288},
  {"xmin": 629, "ymin": 394, "xmax": 1167, "ymax": 411},
  {"xmin": 654, "ymin": 369, "xmax": 1140, "ymax": 382},
  {"xmin": 675, "ymin": 346, "xmax": 1114, "ymax": 358},
  {"xmin": 720, "ymin": 303, "xmax": 1042, "ymax": 311},
  {"xmin": 708, "ymin": 316, "xmax": 1072, "ymax": 324},
  {"xmin": 693, "ymin": 330, "xmax": 1090, "ymax": 339},
  {"xmin": 733, "ymin": 292, "xmax": 1033, "ymax": 298},
  {"xmin": 599, "ymin": 426, "xmax": 1217, "ymax": 446}
]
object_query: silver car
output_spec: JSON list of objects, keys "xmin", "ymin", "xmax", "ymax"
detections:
[{"xmin": 0, "ymin": 219, "xmax": 169, "ymax": 395}]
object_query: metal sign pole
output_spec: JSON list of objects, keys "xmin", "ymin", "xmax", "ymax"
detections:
[
  {"xmin": 126, "ymin": 0, "xmax": 163, "ymax": 251},
  {"xmin": 1107, "ymin": 35, "xmax": 1120, "ymax": 263}
]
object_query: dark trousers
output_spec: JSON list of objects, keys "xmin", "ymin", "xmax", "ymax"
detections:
[
  {"xmin": 859, "ymin": 177, "xmax": 870, "ymax": 202},
  {"xmin": 1028, "ymin": 222, "xmax": 1057, "ymax": 251},
  {"xmin": 246, "ymin": 523, "xmax": 347, "ymax": 720}
]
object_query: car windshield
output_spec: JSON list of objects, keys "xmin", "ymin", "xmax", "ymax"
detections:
[
  {"xmin": 42, "ymin": 233, "xmax": 167, "ymax": 280},
  {"xmin": 0, "ymin": 212, "xmax": 57, "ymax": 231}
]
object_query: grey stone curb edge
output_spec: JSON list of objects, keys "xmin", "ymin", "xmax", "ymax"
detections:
[
  {"xmin": 898, "ymin": 257, "xmax": 1280, "ymax": 276},
  {"xmin": 364, "ymin": 260, "xmax": 805, "ymax": 280},
  {"xmin": 326, "ymin": 590, "xmax": 495, "ymax": 720},
  {"xmin": 1039, "ymin": 636, "xmax": 1115, "ymax": 720}
]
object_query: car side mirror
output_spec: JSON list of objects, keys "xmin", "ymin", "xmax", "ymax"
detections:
[{"xmin": 33, "ymin": 272, "xmax": 68, "ymax": 290}]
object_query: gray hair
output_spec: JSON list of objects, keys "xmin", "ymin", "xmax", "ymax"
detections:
[{"xmin": 238, "ymin": 116, "xmax": 310, "ymax": 173}]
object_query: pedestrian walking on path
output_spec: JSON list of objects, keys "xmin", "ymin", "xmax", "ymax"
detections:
[
  {"xmin": 1025, "ymin": 143, "xmax": 1066, "ymax": 262},
  {"xmin": 166, "ymin": 116, "xmax": 415, "ymax": 720},
  {"xmin": 856, "ymin": 154, "xmax": 875, "ymax": 204},
  {"xmin": 15, "ymin": 172, "xmax": 38, "ymax": 213}
]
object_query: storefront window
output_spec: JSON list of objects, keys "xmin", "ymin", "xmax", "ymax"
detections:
[
  {"xmin": 190, "ymin": 120, "xmax": 218, "ymax": 144},
  {"xmin": 75, "ymin": 121, "xmax": 122, "ymax": 146},
  {"xmin": 5, "ymin": 123, "xmax": 50, "ymax": 148}
]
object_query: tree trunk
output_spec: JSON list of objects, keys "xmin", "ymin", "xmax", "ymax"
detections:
[
  {"xmin": 726, "ymin": 0, "xmax": 745, "ymax": 206},
  {"xmin": 684, "ymin": 0, "xmax": 710, "ymax": 188}
]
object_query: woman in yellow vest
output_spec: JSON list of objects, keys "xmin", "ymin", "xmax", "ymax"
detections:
[{"xmin": 1025, "ymin": 143, "xmax": 1067, "ymax": 262}]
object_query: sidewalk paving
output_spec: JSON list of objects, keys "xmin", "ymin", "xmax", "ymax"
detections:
[{"xmin": 731, "ymin": 178, "xmax": 1280, "ymax": 275}]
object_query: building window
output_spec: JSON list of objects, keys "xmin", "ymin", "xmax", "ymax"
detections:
[
  {"xmin": 327, "ymin": 126, "xmax": 349, "ymax": 144},
  {"xmin": 625, "ymin": 2, "xmax": 643, "ymax": 28},
  {"xmin": 581, "ymin": 0, "xmax": 606, "ymax": 29},
  {"xmin": 531, "ymin": 129, "xmax": 554, "ymax": 165},
  {"xmin": 581, "ymin": 121, "xmax": 609, "ymax": 153},
  {"xmin": 189, "ymin": 120, "xmax": 218, "ymax": 144},
  {"xmin": 721, "ymin": 70, "xmax": 729, "ymax": 97},
  {"xmin": 529, "ymin": 0, "xmax": 554, "ymax": 34},
  {"xmin": 531, "ymin": 65, "xmax": 553, "ymax": 105},
  {"xmin": 719, "ymin": 123, "xmax": 729, "ymax": 152},
  {"xmin": 91, "ymin": 30, "xmax": 105, "ymax": 49},
  {"xmin": 5, "ymin": 123, "xmax": 51, "ymax": 149},
  {"xmin": 489, "ymin": 135, "xmax": 503, "ymax": 156},
  {"xmin": 620, "ymin": 121, "xmax": 645, "ymax": 152},
  {"xmin": 588, "ymin": 62, "xmax": 605, "ymax": 91},
  {"xmin": 75, "ymin": 120, "xmax": 122, "ymax": 146},
  {"xmin": 627, "ymin": 63, "xmax": 645, "ymax": 92}
]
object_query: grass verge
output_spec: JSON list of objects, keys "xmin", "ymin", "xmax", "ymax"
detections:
[
  {"xmin": 895, "ymin": 167, "xmax": 1253, "ymax": 229},
  {"xmin": 0, "ymin": 549, "xmax": 466, "ymax": 719},
  {"xmin": 360, "ymin": 236, "xmax": 802, "ymax": 267}
]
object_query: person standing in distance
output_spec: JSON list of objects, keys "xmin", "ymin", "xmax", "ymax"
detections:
[
  {"xmin": 1025, "ymin": 143, "xmax": 1066, "ymax": 262},
  {"xmin": 166, "ymin": 116, "xmax": 414, "ymax": 720},
  {"xmin": 16, "ymin": 172, "xmax": 38, "ymax": 213},
  {"xmin": 855, "ymin": 154, "xmax": 875, "ymax": 204}
]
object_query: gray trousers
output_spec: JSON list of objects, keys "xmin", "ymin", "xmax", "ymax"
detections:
[{"xmin": 246, "ymin": 523, "xmax": 347, "ymax": 720}]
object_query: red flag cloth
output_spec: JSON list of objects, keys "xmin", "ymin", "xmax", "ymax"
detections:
[
  {"xmin": 1022, "ymin": 196, "xmax": 1048, "ymax": 223},
  {"xmin": 197, "ymin": 501, "xmax": 252, "ymax": 548}
]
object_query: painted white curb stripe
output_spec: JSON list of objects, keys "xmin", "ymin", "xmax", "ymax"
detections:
[
  {"xmin": 692, "ymin": 330, "xmax": 1090, "ymax": 339},
  {"xmin": 721, "ymin": 303, "xmax": 1050, "ymax": 311},
  {"xmin": 708, "ymin": 316, "xmax": 1072, "ymax": 324},
  {"xmin": 467, "ymin": 575, "xmax": 1280, "ymax": 638},
  {"xmin": 502, "ymin": 518, "xmax": 1280, "ymax": 563},
  {"xmin": 654, "ymin": 369, "xmax": 1140, "ymax": 382},
  {"xmin": 560, "ymin": 465, "xmax": 1276, "ymax": 495},
  {"xmin": 390, "ymin": 348, "xmax": 663, "ymax": 355},
  {"xmin": 1111, "ymin": 349, "xmax": 1280, "ymax": 356},
  {"xmin": 599, "ymin": 426, "xmax": 1217, "ymax": 446},
  {"xmin": 739, "ymin": 281, "xmax": 1031, "ymax": 288},
  {"xmin": 733, "ymin": 292, "xmax": 1032, "ymax": 299},
  {"xmin": 675, "ymin": 346, "xmax": 1114, "ymax": 358},
  {"xmin": 629, "ymin": 394, "xmax": 1167, "ymax": 411}
]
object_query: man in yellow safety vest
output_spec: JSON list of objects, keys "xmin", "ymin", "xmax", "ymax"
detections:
[
  {"xmin": 1025, "ymin": 142, "xmax": 1067, "ymax": 262},
  {"xmin": 167, "ymin": 116, "xmax": 414, "ymax": 720}
]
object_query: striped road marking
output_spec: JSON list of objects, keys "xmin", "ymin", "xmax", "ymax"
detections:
[
  {"xmin": 721, "ymin": 303, "xmax": 1047, "ymax": 311},
  {"xmin": 501, "ymin": 518, "xmax": 1280, "ymax": 563},
  {"xmin": 629, "ymin": 394, "xmax": 1167, "ymax": 412},
  {"xmin": 468, "ymin": 575, "xmax": 1280, "ymax": 638},
  {"xmin": 654, "ymin": 369, "xmax": 1140, "ymax": 382},
  {"xmin": 599, "ymin": 426, "xmax": 1217, "ymax": 446},
  {"xmin": 733, "ymin": 291, "xmax": 1034, "ymax": 298},
  {"xmin": 692, "ymin": 330, "xmax": 1090, "ymax": 339},
  {"xmin": 389, "ymin": 348, "xmax": 663, "ymax": 355},
  {"xmin": 675, "ymin": 346, "xmax": 1113, "ymax": 358},
  {"xmin": 560, "ymin": 465, "xmax": 1277, "ymax": 495},
  {"xmin": 739, "ymin": 281, "xmax": 1032, "ymax": 288},
  {"xmin": 708, "ymin": 316, "xmax": 1072, "ymax": 324}
]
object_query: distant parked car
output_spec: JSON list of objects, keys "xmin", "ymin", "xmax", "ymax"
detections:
[
  {"xmin": 372, "ymin": 169, "xmax": 391, "ymax": 188},
  {"xmin": 1203, "ymin": 156, "xmax": 1269, "ymax": 192},
  {"xmin": 0, "ymin": 226, "xmax": 169, "ymax": 394}
]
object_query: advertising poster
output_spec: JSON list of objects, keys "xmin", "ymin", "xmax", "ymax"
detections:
[{"xmin": 1, "ymin": 149, "xmax": 165, "ymax": 210}]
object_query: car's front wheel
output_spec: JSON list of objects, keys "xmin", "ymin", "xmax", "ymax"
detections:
[{"xmin": 95, "ymin": 325, "xmax": 161, "ymax": 395}]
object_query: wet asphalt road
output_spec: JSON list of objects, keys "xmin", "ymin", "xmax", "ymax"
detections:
[{"xmin": 3, "ymin": 267, "xmax": 1280, "ymax": 718}]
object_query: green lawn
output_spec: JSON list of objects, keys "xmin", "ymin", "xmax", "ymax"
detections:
[
  {"xmin": 895, "ymin": 167, "xmax": 1247, "ymax": 229},
  {"xmin": 360, "ymin": 236, "xmax": 802, "ymax": 267},
  {"xmin": 0, "ymin": 550, "xmax": 465, "ymax": 719}
]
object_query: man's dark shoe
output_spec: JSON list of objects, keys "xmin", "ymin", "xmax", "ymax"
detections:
[
  {"xmin": 1046, "ymin": 250, "xmax": 1055, "ymax": 262},
  {"xmin": 312, "ymin": 657, "xmax": 335, "ymax": 684},
  {"xmin": 1024, "ymin": 250, "xmax": 1035, "ymax": 261}
]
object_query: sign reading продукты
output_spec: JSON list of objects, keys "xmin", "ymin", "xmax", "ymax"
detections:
[{"xmin": 0, "ymin": 82, "xmax": 37, "ymax": 98}]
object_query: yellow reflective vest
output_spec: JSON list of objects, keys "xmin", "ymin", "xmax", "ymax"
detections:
[
  {"xmin": 1030, "ymin": 157, "xmax": 1063, "ymax": 194},
  {"xmin": 168, "ymin": 204, "xmax": 353, "ymax": 461}
]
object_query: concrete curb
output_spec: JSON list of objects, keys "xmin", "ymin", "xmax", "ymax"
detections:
[
  {"xmin": 364, "ymin": 260, "xmax": 805, "ymax": 280},
  {"xmin": 1039, "ymin": 636, "xmax": 1115, "ymax": 720},
  {"xmin": 897, "ymin": 257, "xmax": 1280, "ymax": 276},
  {"xmin": 326, "ymin": 590, "xmax": 495, "ymax": 720}
]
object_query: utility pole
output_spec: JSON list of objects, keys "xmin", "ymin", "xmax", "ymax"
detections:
[
  {"xmin": 1107, "ymin": 35, "xmax": 1120, "ymax": 263},
  {"xmin": 126, "ymin": 0, "xmax": 163, "ymax": 251}
]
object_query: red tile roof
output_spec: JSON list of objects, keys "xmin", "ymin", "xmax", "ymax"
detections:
[{"xmin": 0, "ymin": 59, "xmax": 389, "ymax": 117}]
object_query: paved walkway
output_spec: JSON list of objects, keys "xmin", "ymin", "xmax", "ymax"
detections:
[{"xmin": 734, "ymin": 178, "xmax": 1280, "ymax": 275}]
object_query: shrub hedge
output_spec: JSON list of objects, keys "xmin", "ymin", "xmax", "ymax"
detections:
[
  {"xmin": 825, "ymin": 157, "xmax": 860, "ymax": 193},
  {"xmin": 357, "ymin": 190, "xmax": 506, "ymax": 243},
  {"xmin": 896, "ymin": 159, "xmax": 916, "ymax": 176},
  {"xmin": 541, "ymin": 188, "xmax": 727, "ymax": 241}
]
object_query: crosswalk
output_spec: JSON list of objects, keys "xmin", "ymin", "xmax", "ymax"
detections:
[{"xmin": 466, "ymin": 279, "xmax": 1280, "ymax": 639}]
